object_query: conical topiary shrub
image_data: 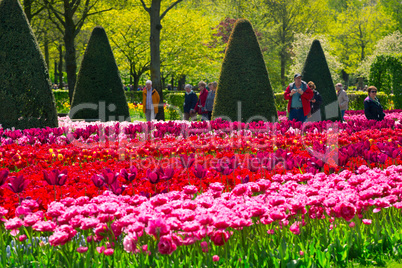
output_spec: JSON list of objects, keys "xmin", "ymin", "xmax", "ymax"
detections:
[
  {"xmin": 0, "ymin": 0, "xmax": 58, "ymax": 129},
  {"xmin": 69, "ymin": 26, "xmax": 130, "ymax": 121},
  {"xmin": 212, "ymin": 19, "xmax": 277, "ymax": 122},
  {"xmin": 301, "ymin": 40, "xmax": 341, "ymax": 121}
]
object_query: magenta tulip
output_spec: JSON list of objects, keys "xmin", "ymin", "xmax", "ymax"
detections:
[
  {"xmin": 0, "ymin": 169, "xmax": 9, "ymax": 187},
  {"xmin": 120, "ymin": 167, "xmax": 138, "ymax": 182},
  {"xmin": 8, "ymin": 175, "xmax": 28, "ymax": 194}
]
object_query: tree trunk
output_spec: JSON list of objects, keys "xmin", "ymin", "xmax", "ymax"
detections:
[
  {"xmin": 130, "ymin": 63, "xmax": 133, "ymax": 85},
  {"xmin": 150, "ymin": 0, "xmax": 165, "ymax": 120},
  {"xmin": 23, "ymin": 0, "xmax": 33, "ymax": 22},
  {"xmin": 44, "ymin": 32, "xmax": 49, "ymax": 69},
  {"xmin": 280, "ymin": 48, "xmax": 286, "ymax": 88},
  {"xmin": 54, "ymin": 60, "xmax": 58, "ymax": 85},
  {"xmin": 64, "ymin": 27, "xmax": 77, "ymax": 102},
  {"xmin": 58, "ymin": 44, "xmax": 64, "ymax": 89}
]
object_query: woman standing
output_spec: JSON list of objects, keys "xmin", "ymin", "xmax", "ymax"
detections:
[
  {"xmin": 307, "ymin": 81, "xmax": 322, "ymax": 122},
  {"xmin": 195, "ymin": 81, "xmax": 209, "ymax": 121},
  {"xmin": 364, "ymin": 86, "xmax": 385, "ymax": 121},
  {"xmin": 205, "ymin": 81, "xmax": 217, "ymax": 120}
]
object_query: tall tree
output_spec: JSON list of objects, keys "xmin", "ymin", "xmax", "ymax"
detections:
[
  {"xmin": 138, "ymin": 0, "xmax": 184, "ymax": 120},
  {"xmin": 329, "ymin": 0, "xmax": 395, "ymax": 74},
  {"xmin": 43, "ymin": 0, "xmax": 118, "ymax": 102},
  {"xmin": 22, "ymin": 0, "xmax": 45, "ymax": 22},
  {"xmin": 261, "ymin": 0, "xmax": 330, "ymax": 88}
]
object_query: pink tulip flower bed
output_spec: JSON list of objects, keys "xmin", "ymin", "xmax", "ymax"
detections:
[{"xmin": 1, "ymin": 110, "xmax": 402, "ymax": 267}]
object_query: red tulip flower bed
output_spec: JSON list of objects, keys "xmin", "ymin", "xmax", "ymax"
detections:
[{"xmin": 0, "ymin": 111, "xmax": 402, "ymax": 267}]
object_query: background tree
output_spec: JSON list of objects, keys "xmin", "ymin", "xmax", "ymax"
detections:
[
  {"xmin": 43, "ymin": 0, "xmax": 120, "ymax": 101},
  {"xmin": 328, "ymin": 0, "xmax": 396, "ymax": 77},
  {"xmin": 70, "ymin": 26, "xmax": 130, "ymax": 121},
  {"xmin": 0, "ymin": 0, "xmax": 58, "ymax": 129},
  {"xmin": 359, "ymin": 31, "xmax": 402, "ymax": 79},
  {"xmin": 21, "ymin": 0, "xmax": 45, "ymax": 22},
  {"xmin": 260, "ymin": 0, "xmax": 330, "ymax": 88},
  {"xmin": 212, "ymin": 19, "xmax": 277, "ymax": 122},
  {"xmin": 138, "ymin": 0, "xmax": 184, "ymax": 120},
  {"xmin": 289, "ymin": 33, "xmax": 342, "ymax": 84}
]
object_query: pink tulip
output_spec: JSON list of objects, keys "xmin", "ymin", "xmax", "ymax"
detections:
[
  {"xmin": 77, "ymin": 247, "xmax": 88, "ymax": 253},
  {"xmin": 104, "ymin": 248, "xmax": 114, "ymax": 255},
  {"xmin": 96, "ymin": 246, "xmax": 105, "ymax": 254},
  {"xmin": 158, "ymin": 235, "xmax": 177, "ymax": 255},
  {"xmin": 18, "ymin": 234, "xmax": 27, "ymax": 242},
  {"xmin": 362, "ymin": 219, "xmax": 372, "ymax": 225},
  {"xmin": 213, "ymin": 255, "xmax": 220, "ymax": 262}
]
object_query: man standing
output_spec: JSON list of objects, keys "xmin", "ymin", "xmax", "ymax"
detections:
[
  {"xmin": 336, "ymin": 83, "xmax": 349, "ymax": 122},
  {"xmin": 183, "ymin": 84, "xmax": 198, "ymax": 121},
  {"xmin": 284, "ymin": 74, "xmax": 314, "ymax": 122},
  {"xmin": 142, "ymin": 80, "xmax": 160, "ymax": 121}
]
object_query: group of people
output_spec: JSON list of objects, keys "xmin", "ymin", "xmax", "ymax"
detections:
[
  {"xmin": 141, "ymin": 80, "xmax": 217, "ymax": 122},
  {"xmin": 284, "ymin": 74, "xmax": 385, "ymax": 123},
  {"xmin": 142, "ymin": 75, "xmax": 386, "ymax": 123},
  {"xmin": 183, "ymin": 81, "xmax": 217, "ymax": 121}
]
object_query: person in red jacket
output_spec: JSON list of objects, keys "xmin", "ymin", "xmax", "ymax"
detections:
[
  {"xmin": 284, "ymin": 74, "xmax": 314, "ymax": 122},
  {"xmin": 195, "ymin": 81, "xmax": 209, "ymax": 121}
]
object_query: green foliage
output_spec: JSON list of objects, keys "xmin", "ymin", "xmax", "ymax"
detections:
[
  {"xmin": 70, "ymin": 26, "xmax": 130, "ymax": 121},
  {"xmin": 164, "ymin": 93, "xmax": 186, "ymax": 111},
  {"xmin": 369, "ymin": 54, "xmax": 402, "ymax": 109},
  {"xmin": 302, "ymin": 40, "xmax": 342, "ymax": 121},
  {"xmin": 125, "ymin": 91, "xmax": 144, "ymax": 104},
  {"xmin": 0, "ymin": 0, "xmax": 58, "ymax": 130},
  {"xmin": 212, "ymin": 19, "xmax": 277, "ymax": 122}
]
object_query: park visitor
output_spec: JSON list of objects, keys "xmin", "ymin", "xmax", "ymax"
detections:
[
  {"xmin": 364, "ymin": 86, "xmax": 385, "ymax": 121},
  {"xmin": 307, "ymin": 81, "xmax": 322, "ymax": 122},
  {"xmin": 142, "ymin": 80, "xmax": 160, "ymax": 121},
  {"xmin": 183, "ymin": 84, "xmax": 198, "ymax": 121},
  {"xmin": 336, "ymin": 83, "xmax": 349, "ymax": 122},
  {"xmin": 195, "ymin": 81, "xmax": 209, "ymax": 121},
  {"xmin": 284, "ymin": 73, "xmax": 314, "ymax": 122},
  {"xmin": 205, "ymin": 81, "xmax": 217, "ymax": 120}
]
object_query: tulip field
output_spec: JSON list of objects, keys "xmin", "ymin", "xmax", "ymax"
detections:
[{"xmin": 1, "ymin": 111, "xmax": 402, "ymax": 267}]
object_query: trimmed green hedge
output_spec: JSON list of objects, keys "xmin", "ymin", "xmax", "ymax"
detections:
[
  {"xmin": 302, "ymin": 40, "xmax": 341, "ymax": 121},
  {"xmin": 212, "ymin": 19, "xmax": 277, "ymax": 122},
  {"xmin": 0, "ymin": 0, "xmax": 58, "ymax": 129},
  {"xmin": 69, "ymin": 26, "xmax": 130, "ymax": 121}
]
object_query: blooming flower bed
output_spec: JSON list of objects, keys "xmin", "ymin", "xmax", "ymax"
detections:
[{"xmin": 0, "ymin": 111, "xmax": 402, "ymax": 267}]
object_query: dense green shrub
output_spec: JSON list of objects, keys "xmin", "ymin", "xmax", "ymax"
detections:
[
  {"xmin": 369, "ymin": 54, "xmax": 402, "ymax": 109},
  {"xmin": 301, "ymin": 40, "xmax": 341, "ymax": 121},
  {"xmin": 0, "ymin": 0, "xmax": 58, "ymax": 129},
  {"xmin": 212, "ymin": 19, "xmax": 277, "ymax": 122},
  {"xmin": 70, "ymin": 26, "xmax": 130, "ymax": 121},
  {"xmin": 346, "ymin": 91, "xmax": 394, "ymax": 111}
]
